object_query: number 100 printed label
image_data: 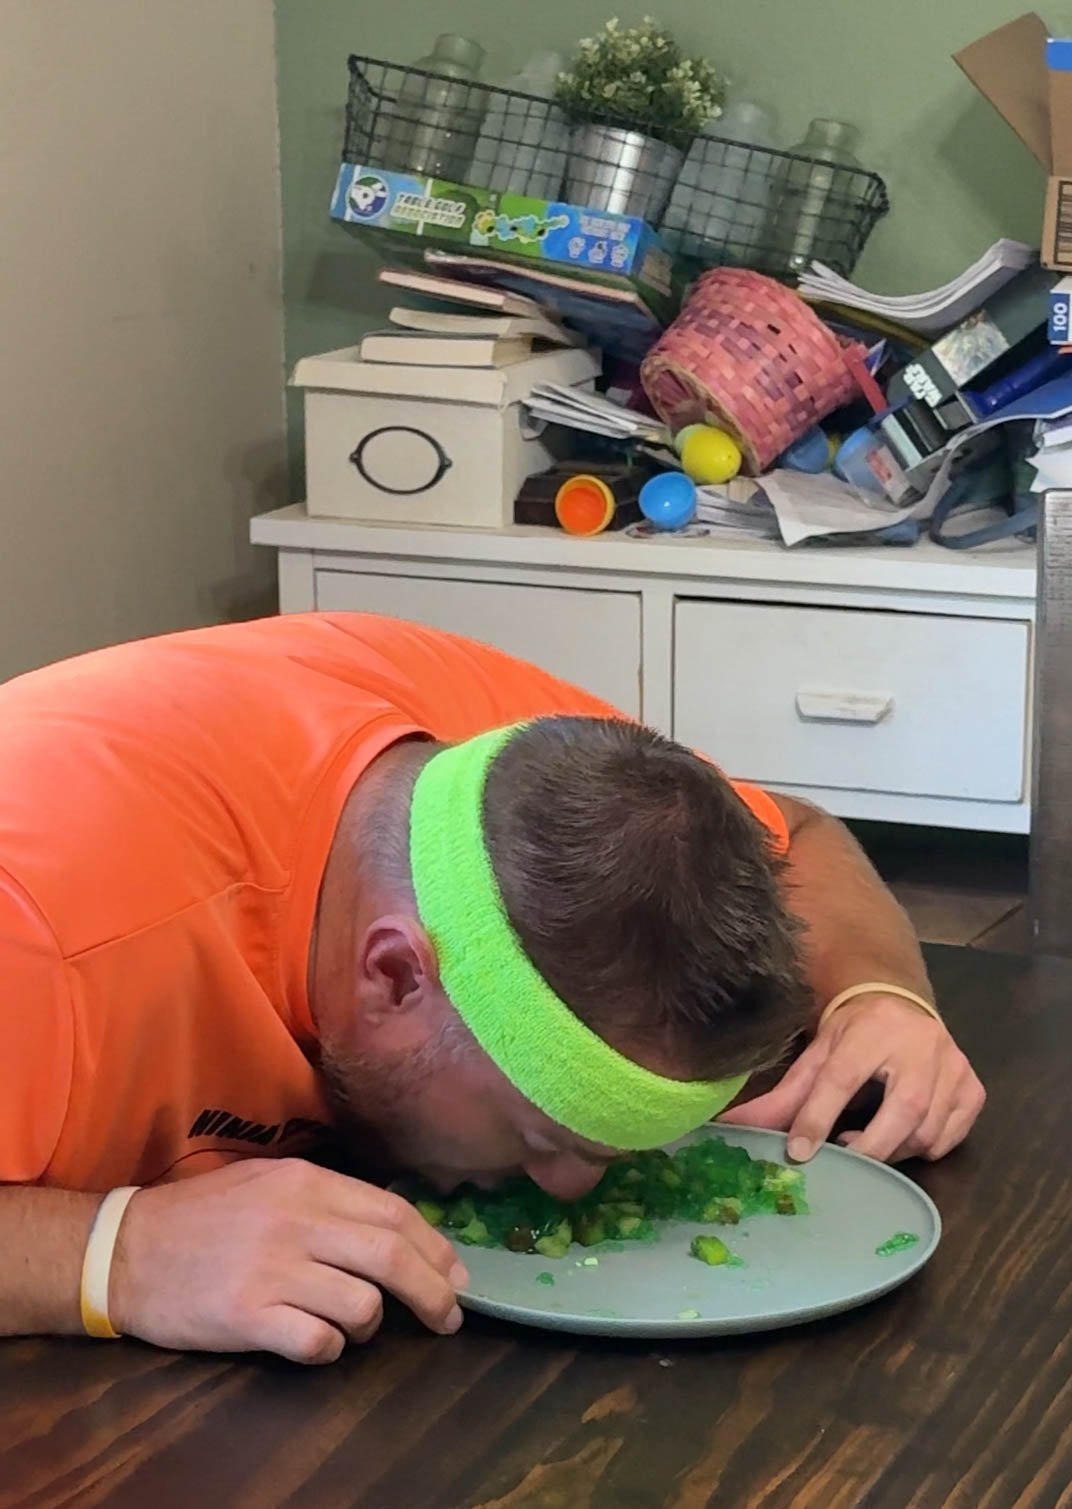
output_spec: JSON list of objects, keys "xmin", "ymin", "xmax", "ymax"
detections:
[{"xmin": 1048, "ymin": 283, "xmax": 1072, "ymax": 345}]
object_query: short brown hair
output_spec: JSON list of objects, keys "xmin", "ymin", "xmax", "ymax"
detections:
[{"xmin": 482, "ymin": 717, "xmax": 809, "ymax": 1081}]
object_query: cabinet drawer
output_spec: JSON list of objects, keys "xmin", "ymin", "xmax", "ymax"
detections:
[
  {"xmin": 673, "ymin": 600, "xmax": 1029, "ymax": 803},
  {"xmin": 316, "ymin": 570, "xmax": 641, "ymax": 715}
]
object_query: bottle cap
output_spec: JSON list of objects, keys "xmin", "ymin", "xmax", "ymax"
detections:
[
  {"xmin": 555, "ymin": 476, "xmax": 616, "ymax": 536},
  {"xmin": 433, "ymin": 35, "xmax": 485, "ymax": 73},
  {"xmin": 805, "ymin": 118, "xmax": 858, "ymax": 154},
  {"xmin": 718, "ymin": 101, "xmax": 774, "ymax": 140}
]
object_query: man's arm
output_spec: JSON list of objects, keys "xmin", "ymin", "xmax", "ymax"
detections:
[
  {"xmin": 0, "ymin": 1163, "xmax": 468, "ymax": 1358},
  {"xmin": 773, "ymin": 795, "xmax": 933, "ymax": 1012},
  {"xmin": 0, "ymin": 1188, "xmax": 100, "ymax": 1334},
  {"xmin": 720, "ymin": 795, "xmax": 986, "ymax": 1164}
]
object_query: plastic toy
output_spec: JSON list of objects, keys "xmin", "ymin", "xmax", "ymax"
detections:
[
  {"xmin": 673, "ymin": 424, "xmax": 708, "ymax": 457},
  {"xmin": 554, "ymin": 475, "xmax": 618, "ymax": 536},
  {"xmin": 779, "ymin": 425, "xmax": 831, "ymax": 473},
  {"xmin": 679, "ymin": 426, "xmax": 743, "ymax": 486},
  {"xmin": 639, "ymin": 471, "xmax": 697, "ymax": 531}
]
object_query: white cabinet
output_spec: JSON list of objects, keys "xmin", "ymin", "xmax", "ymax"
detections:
[
  {"xmin": 315, "ymin": 569, "xmax": 642, "ymax": 715},
  {"xmin": 252, "ymin": 508, "xmax": 1038, "ymax": 834},
  {"xmin": 673, "ymin": 600, "xmax": 1030, "ymax": 805}
]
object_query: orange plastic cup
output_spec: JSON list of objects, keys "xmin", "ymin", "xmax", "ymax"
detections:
[{"xmin": 554, "ymin": 475, "xmax": 616, "ymax": 536}]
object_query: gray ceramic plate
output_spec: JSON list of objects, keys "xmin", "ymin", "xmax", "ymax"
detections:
[{"xmin": 451, "ymin": 1127, "xmax": 940, "ymax": 1338}]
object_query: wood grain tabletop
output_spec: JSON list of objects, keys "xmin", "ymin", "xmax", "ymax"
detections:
[{"xmin": 1, "ymin": 944, "xmax": 1070, "ymax": 1509}]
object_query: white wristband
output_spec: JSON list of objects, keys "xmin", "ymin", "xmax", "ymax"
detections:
[
  {"xmin": 80, "ymin": 1186, "xmax": 140, "ymax": 1339},
  {"xmin": 818, "ymin": 982, "xmax": 942, "ymax": 1032}
]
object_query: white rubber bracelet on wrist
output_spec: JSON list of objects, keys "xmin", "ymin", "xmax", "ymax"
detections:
[
  {"xmin": 80, "ymin": 1186, "xmax": 140, "ymax": 1339},
  {"xmin": 818, "ymin": 982, "xmax": 942, "ymax": 1032}
]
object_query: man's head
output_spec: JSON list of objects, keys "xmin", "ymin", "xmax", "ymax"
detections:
[{"xmin": 312, "ymin": 718, "xmax": 809, "ymax": 1199}]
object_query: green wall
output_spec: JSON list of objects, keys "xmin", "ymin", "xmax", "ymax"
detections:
[{"xmin": 275, "ymin": 0, "xmax": 1067, "ymax": 494}]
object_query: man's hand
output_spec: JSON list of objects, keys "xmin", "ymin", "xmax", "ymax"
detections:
[
  {"xmin": 719, "ymin": 995, "xmax": 986, "ymax": 1164},
  {"xmin": 110, "ymin": 1159, "xmax": 467, "ymax": 1364}
]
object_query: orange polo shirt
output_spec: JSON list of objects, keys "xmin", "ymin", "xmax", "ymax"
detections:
[{"xmin": 0, "ymin": 613, "xmax": 788, "ymax": 1192}]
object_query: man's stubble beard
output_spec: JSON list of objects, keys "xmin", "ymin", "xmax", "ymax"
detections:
[{"xmin": 316, "ymin": 1017, "xmax": 472, "ymax": 1178}]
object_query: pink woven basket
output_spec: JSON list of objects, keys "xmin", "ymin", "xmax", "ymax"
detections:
[{"xmin": 641, "ymin": 269, "xmax": 867, "ymax": 474}]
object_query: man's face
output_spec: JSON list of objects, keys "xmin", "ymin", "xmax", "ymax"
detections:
[{"xmin": 319, "ymin": 1001, "xmax": 620, "ymax": 1201}]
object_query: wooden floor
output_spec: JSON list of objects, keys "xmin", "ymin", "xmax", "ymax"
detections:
[{"xmin": 851, "ymin": 823, "xmax": 1030, "ymax": 954}]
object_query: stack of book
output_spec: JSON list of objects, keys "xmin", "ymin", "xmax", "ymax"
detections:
[{"xmin": 360, "ymin": 269, "xmax": 584, "ymax": 369}]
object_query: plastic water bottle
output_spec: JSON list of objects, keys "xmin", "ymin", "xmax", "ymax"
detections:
[
  {"xmin": 660, "ymin": 100, "xmax": 777, "ymax": 261},
  {"xmin": 468, "ymin": 52, "xmax": 568, "ymax": 198},
  {"xmin": 382, "ymin": 35, "xmax": 486, "ymax": 181},
  {"xmin": 765, "ymin": 118, "xmax": 864, "ymax": 277}
]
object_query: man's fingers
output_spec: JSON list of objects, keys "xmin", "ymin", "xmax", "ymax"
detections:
[
  {"xmin": 316, "ymin": 1219, "xmax": 463, "ymax": 1335},
  {"xmin": 838, "ymin": 1128, "xmax": 920, "ymax": 1164},
  {"xmin": 901, "ymin": 1062, "xmax": 963, "ymax": 1160},
  {"xmin": 839, "ymin": 1075, "xmax": 982, "ymax": 1165},
  {"xmin": 717, "ymin": 1040, "xmax": 830, "ymax": 1131},
  {"xmin": 317, "ymin": 1170, "xmax": 463, "ymax": 1281},
  {"xmin": 250, "ymin": 1304, "xmax": 346, "ymax": 1366},
  {"xmin": 295, "ymin": 1266, "xmax": 386, "ymax": 1344},
  {"xmin": 785, "ymin": 1050, "xmax": 877, "ymax": 1161},
  {"xmin": 925, "ymin": 1095, "xmax": 986, "ymax": 1162},
  {"xmin": 840, "ymin": 1076, "xmax": 936, "ymax": 1163}
]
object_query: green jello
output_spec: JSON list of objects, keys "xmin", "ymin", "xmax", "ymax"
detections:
[
  {"xmin": 406, "ymin": 1136, "xmax": 807, "ymax": 1258},
  {"xmin": 875, "ymin": 1231, "xmax": 920, "ymax": 1257}
]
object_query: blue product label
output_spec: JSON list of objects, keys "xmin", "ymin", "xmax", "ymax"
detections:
[
  {"xmin": 1049, "ymin": 285, "xmax": 1072, "ymax": 345},
  {"xmin": 537, "ymin": 205, "xmax": 642, "ymax": 274},
  {"xmin": 332, "ymin": 164, "xmax": 397, "ymax": 223},
  {"xmin": 330, "ymin": 164, "xmax": 476, "ymax": 231}
]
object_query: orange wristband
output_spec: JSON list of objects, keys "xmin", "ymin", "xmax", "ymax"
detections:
[{"xmin": 818, "ymin": 982, "xmax": 941, "ymax": 1032}]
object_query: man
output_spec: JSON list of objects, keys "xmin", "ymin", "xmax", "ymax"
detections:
[{"xmin": 0, "ymin": 613, "xmax": 983, "ymax": 1364}]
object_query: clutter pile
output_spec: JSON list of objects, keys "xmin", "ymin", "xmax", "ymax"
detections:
[{"xmin": 304, "ymin": 13, "xmax": 1072, "ymax": 552}]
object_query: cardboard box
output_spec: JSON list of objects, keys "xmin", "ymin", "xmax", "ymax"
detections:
[
  {"xmin": 954, "ymin": 12, "xmax": 1072, "ymax": 271},
  {"xmin": 292, "ymin": 343, "xmax": 601, "ymax": 528},
  {"xmin": 329, "ymin": 162, "xmax": 679, "ymax": 323}
]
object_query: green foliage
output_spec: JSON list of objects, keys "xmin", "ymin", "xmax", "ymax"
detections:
[{"xmin": 555, "ymin": 17, "xmax": 725, "ymax": 144}]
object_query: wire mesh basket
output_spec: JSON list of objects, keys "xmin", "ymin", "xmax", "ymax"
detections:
[
  {"xmin": 343, "ymin": 55, "xmax": 889, "ymax": 281},
  {"xmin": 658, "ymin": 129, "xmax": 889, "ymax": 280}
]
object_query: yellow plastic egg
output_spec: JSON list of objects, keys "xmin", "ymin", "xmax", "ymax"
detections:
[
  {"xmin": 673, "ymin": 423, "xmax": 708, "ymax": 458},
  {"xmin": 679, "ymin": 426, "xmax": 743, "ymax": 486}
]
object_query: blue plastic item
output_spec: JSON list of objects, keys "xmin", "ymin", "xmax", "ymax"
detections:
[
  {"xmin": 779, "ymin": 426, "xmax": 830, "ymax": 473},
  {"xmin": 639, "ymin": 472, "xmax": 697, "ymax": 531},
  {"xmin": 965, "ymin": 347, "xmax": 1072, "ymax": 418},
  {"xmin": 929, "ymin": 446, "xmax": 1037, "ymax": 550},
  {"xmin": 832, "ymin": 426, "xmax": 884, "ymax": 493}
]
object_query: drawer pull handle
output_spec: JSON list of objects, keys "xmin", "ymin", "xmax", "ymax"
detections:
[
  {"xmin": 349, "ymin": 426, "xmax": 452, "ymax": 496},
  {"xmin": 795, "ymin": 690, "xmax": 894, "ymax": 725}
]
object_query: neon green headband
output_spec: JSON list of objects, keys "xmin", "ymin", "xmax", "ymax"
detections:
[{"xmin": 409, "ymin": 724, "xmax": 747, "ymax": 1149}]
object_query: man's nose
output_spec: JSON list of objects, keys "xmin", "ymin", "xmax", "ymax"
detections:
[{"xmin": 522, "ymin": 1155, "xmax": 606, "ymax": 1202}]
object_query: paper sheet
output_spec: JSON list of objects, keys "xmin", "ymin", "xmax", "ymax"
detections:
[{"xmin": 797, "ymin": 241, "xmax": 1035, "ymax": 336}]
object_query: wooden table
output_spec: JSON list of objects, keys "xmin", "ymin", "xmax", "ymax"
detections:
[{"xmin": 2, "ymin": 944, "xmax": 1070, "ymax": 1509}]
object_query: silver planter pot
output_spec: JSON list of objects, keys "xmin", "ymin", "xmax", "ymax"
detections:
[{"xmin": 564, "ymin": 123, "xmax": 684, "ymax": 222}]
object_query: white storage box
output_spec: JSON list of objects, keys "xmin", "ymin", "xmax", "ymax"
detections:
[{"xmin": 293, "ymin": 345, "xmax": 602, "ymax": 527}]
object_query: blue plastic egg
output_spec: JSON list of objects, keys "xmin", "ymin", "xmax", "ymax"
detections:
[{"xmin": 639, "ymin": 471, "xmax": 697, "ymax": 531}]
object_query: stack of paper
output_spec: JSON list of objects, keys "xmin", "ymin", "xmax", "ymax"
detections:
[
  {"xmin": 1031, "ymin": 410, "xmax": 1072, "ymax": 492},
  {"xmin": 694, "ymin": 488, "xmax": 780, "ymax": 541},
  {"xmin": 523, "ymin": 384, "xmax": 671, "ymax": 448},
  {"xmin": 798, "ymin": 240, "xmax": 1036, "ymax": 337}
]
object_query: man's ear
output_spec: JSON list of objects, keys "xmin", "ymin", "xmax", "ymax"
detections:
[{"xmin": 358, "ymin": 914, "xmax": 441, "ymax": 1025}]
